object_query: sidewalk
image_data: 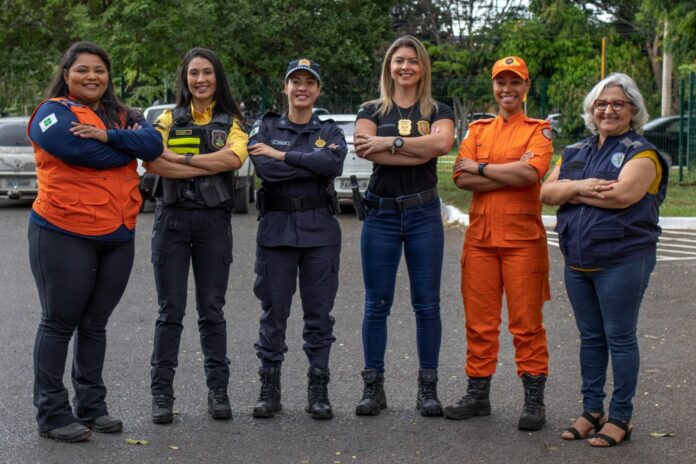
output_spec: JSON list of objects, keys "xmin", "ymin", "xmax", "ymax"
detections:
[{"xmin": 442, "ymin": 203, "xmax": 696, "ymax": 229}]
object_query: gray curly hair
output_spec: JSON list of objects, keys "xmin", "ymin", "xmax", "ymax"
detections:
[{"xmin": 581, "ymin": 72, "xmax": 649, "ymax": 135}]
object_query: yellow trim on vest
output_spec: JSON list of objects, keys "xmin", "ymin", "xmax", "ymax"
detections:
[
  {"xmin": 170, "ymin": 147, "xmax": 200, "ymax": 155},
  {"xmin": 168, "ymin": 137, "xmax": 201, "ymax": 146}
]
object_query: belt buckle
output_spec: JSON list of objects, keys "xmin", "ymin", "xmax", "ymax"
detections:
[{"xmin": 290, "ymin": 197, "xmax": 303, "ymax": 211}]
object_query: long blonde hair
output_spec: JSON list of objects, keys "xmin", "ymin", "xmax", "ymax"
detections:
[{"xmin": 368, "ymin": 35, "xmax": 437, "ymax": 119}]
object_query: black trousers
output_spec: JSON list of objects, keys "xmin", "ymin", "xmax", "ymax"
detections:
[
  {"xmin": 28, "ymin": 222, "xmax": 134, "ymax": 432},
  {"xmin": 253, "ymin": 245, "xmax": 340, "ymax": 369},
  {"xmin": 150, "ymin": 206, "xmax": 232, "ymax": 396}
]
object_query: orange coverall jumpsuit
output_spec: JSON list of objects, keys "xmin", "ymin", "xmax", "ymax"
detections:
[{"xmin": 453, "ymin": 111, "xmax": 553, "ymax": 378}]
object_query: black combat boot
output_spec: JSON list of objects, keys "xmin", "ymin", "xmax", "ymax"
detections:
[
  {"xmin": 443, "ymin": 376, "xmax": 491, "ymax": 420},
  {"xmin": 253, "ymin": 366, "xmax": 282, "ymax": 418},
  {"xmin": 416, "ymin": 369, "xmax": 443, "ymax": 416},
  {"xmin": 306, "ymin": 367, "xmax": 333, "ymax": 420},
  {"xmin": 208, "ymin": 387, "xmax": 232, "ymax": 420},
  {"xmin": 152, "ymin": 394, "xmax": 174, "ymax": 424},
  {"xmin": 518, "ymin": 373, "xmax": 546, "ymax": 431},
  {"xmin": 355, "ymin": 369, "xmax": 386, "ymax": 416}
]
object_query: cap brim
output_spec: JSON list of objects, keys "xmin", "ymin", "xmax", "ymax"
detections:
[
  {"xmin": 285, "ymin": 66, "xmax": 321, "ymax": 82},
  {"xmin": 491, "ymin": 69, "xmax": 528, "ymax": 80}
]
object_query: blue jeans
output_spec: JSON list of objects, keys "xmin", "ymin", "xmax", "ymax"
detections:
[
  {"xmin": 360, "ymin": 194, "xmax": 444, "ymax": 372},
  {"xmin": 564, "ymin": 253, "xmax": 656, "ymax": 421}
]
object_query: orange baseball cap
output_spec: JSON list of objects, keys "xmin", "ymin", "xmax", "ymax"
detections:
[{"xmin": 491, "ymin": 56, "xmax": 529, "ymax": 79}]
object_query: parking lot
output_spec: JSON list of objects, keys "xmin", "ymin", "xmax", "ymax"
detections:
[{"xmin": 0, "ymin": 203, "xmax": 695, "ymax": 464}]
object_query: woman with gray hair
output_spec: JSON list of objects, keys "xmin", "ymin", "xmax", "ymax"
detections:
[{"xmin": 540, "ymin": 72, "xmax": 669, "ymax": 447}]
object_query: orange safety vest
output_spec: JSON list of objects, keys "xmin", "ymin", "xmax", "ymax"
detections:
[
  {"xmin": 29, "ymin": 98, "xmax": 141, "ymax": 236},
  {"xmin": 455, "ymin": 112, "xmax": 553, "ymax": 248}
]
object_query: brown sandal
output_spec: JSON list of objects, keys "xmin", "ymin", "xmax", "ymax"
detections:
[
  {"xmin": 561, "ymin": 411, "xmax": 605, "ymax": 440},
  {"xmin": 589, "ymin": 418, "xmax": 633, "ymax": 447}
]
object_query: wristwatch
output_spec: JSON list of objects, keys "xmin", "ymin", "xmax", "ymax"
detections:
[
  {"xmin": 391, "ymin": 136, "xmax": 404, "ymax": 154},
  {"xmin": 184, "ymin": 153, "xmax": 194, "ymax": 165},
  {"xmin": 478, "ymin": 162, "xmax": 488, "ymax": 176}
]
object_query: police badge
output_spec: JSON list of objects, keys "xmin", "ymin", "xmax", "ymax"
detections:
[{"xmin": 211, "ymin": 130, "xmax": 227, "ymax": 149}]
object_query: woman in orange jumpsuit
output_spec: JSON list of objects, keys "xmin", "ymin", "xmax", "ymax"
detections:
[{"xmin": 443, "ymin": 56, "xmax": 554, "ymax": 431}]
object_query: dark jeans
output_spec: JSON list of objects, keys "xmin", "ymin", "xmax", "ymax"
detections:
[
  {"xmin": 253, "ymin": 245, "xmax": 339, "ymax": 369},
  {"xmin": 564, "ymin": 253, "xmax": 656, "ymax": 421},
  {"xmin": 360, "ymin": 194, "xmax": 444, "ymax": 372},
  {"xmin": 150, "ymin": 206, "xmax": 232, "ymax": 396},
  {"xmin": 28, "ymin": 222, "xmax": 134, "ymax": 432}
]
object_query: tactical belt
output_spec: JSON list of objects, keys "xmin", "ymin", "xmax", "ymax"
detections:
[
  {"xmin": 363, "ymin": 188, "xmax": 437, "ymax": 211},
  {"xmin": 266, "ymin": 194, "xmax": 331, "ymax": 212}
]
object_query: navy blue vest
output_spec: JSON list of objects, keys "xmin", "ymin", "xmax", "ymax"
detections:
[{"xmin": 556, "ymin": 132, "xmax": 668, "ymax": 268}]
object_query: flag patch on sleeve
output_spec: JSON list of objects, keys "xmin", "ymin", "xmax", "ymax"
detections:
[{"xmin": 40, "ymin": 113, "xmax": 58, "ymax": 133}]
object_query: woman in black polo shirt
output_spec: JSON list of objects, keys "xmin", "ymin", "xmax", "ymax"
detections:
[{"xmin": 353, "ymin": 35, "xmax": 455, "ymax": 416}]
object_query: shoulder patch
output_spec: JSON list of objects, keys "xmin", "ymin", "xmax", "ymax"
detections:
[
  {"xmin": 470, "ymin": 118, "xmax": 494, "ymax": 127},
  {"xmin": 542, "ymin": 127, "xmax": 555, "ymax": 140},
  {"xmin": 39, "ymin": 113, "xmax": 58, "ymax": 132},
  {"xmin": 249, "ymin": 125, "xmax": 260, "ymax": 137},
  {"xmin": 611, "ymin": 152, "xmax": 625, "ymax": 168}
]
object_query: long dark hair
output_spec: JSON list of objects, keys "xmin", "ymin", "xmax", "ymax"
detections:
[
  {"xmin": 45, "ymin": 41, "xmax": 131, "ymax": 129},
  {"xmin": 175, "ymin": 48, "xmax": 245, "ymax": 127}
]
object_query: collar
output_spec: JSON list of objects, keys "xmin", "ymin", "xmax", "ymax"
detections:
[
  {"xmin": 191, "ymin": 100, "xmax": 216, "ymax": 119},
  {"xmin": 278, "ymin": 112, "xmax": 322, "ymax": 132},
  {"xmin": 497, "ymin": 110, "xmax": 526, "ymax": 124}
]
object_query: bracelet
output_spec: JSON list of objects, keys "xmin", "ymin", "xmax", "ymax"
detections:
[{"xmin": 478, "ymin": 162, "xmax": 488, "ymax": 176}]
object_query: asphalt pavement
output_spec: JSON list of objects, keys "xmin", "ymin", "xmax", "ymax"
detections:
[{"xmin": 0, "ymin": 201, "xmax": 694, "ymax": 464}]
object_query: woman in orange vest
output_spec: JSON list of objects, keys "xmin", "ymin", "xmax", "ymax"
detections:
[
  {"xmin": 443, "ymin": 57, "xmax": 553, "ymax": 431},
  {"xmin": 27, "ymin": 42, "xmax": 162, "ymax": 442}
]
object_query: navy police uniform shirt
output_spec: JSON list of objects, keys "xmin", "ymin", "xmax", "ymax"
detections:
[{"xmin": 248, "ymin": 112, "xmax": 347, "ymax": 247}]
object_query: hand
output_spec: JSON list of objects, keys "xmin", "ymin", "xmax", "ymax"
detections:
[
  {"xmin": 249, "ymin": 142, "xmax": 285, "ymax": 160},
  {"xmin": 520, "ymin": 151, "xmax": 535, "ymax": 162},
  {"xmin": 575, "ymin": 178, "xmax": 617, "ymax": 199},
  {"xmin": 127, "ymin": 122, "xmax": 142, "ymax": 130},
  {"xmin": 70, "ymin": 122, "xmax": 108, "ymax": 143},
  {"xmin": 453, "ymin": 157, "xmax": 478, "ymax": 174},
  {"xmin": 354, "ymin": 134, "xmax": 392, "ymax": 157}
]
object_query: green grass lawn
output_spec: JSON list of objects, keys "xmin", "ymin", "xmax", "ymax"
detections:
[{"xmin": 437, "ymin": 154, "xmax": 696, "ymax": 217}]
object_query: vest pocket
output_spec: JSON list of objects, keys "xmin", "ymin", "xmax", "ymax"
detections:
[
  {"xmin": 589, "ymin": 226, "xmax": 624, "ymax": 257},
  {"xmin": 503, "ymin": 201, "xmax": 542, "ymax": 240}
]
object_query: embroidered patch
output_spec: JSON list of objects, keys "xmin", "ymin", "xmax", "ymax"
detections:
[
  {"xmin": 175, "ymin": 129, "xmax": 192, "ymax": 136},
  {"xmin": 314, "ymin": 137, "xmax": 326, "ymax": 148},
  {"xmin": 417, "ymin": 120, "xmax": 431, "ymax": 135},
  {"xmin": 211, "ymin": 130, "xmax": 226, "ymax": 149},
  {"xmin": 249, "ymin": 125, "xmax": 259, "ymax": 137},
  {"xmin": 611, "ymin": 152, "xmax": 625, "ymax": 168},
  {"xmin": 39, "ymin": 113, "xmax": 58, "ymax": 132}
]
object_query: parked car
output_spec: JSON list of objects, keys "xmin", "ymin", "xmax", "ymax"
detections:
[
  {"xmin": 546, "ymin": 113, "xmax": 561, "ymax": 137},
  {"xmin": 140, "ymin": 103, "xmax": 256, "ymax": 214},
  {"xmin": 312, "ymin": 107, "xmax": 330, "ymax": 116},
  {"xmin": 467, "ymin": 112, "xmax": 496, "ymax": 123},
  {"xmin": 318, "ymin": 114, "xmax": 370, "ymax": 205},
  {"xmin": 0, "ymin": 117, "xmax": 35, "ymax": 201},
  {"xmin": 643, "ymin": 115, "xmax": 688, "ymax": 165}
]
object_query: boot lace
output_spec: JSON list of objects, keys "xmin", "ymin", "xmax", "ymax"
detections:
[
  {"xmin": 258, "ymin": 374, "xmax": 276, "ymax": 401},
  {"xmin": 210, "ymin": 387, "xmax": 228, "ymax": 405},
  {"xmin": 361, "ymin": 381, "xmax": 378, "ymax": 400},
  {"xmin": 153, "ymin": 395, "xmax": 172, "ymax": 409},
  {"xmin": 309, "ymin": 377, "xmax": 329, "ymax": 402},
  {"xmin": 420, "ymin": 380, "xmax": 438, "ymax": 401},
  {"xmin": 523, "ymin": 383, "xmax": 544, "ymax": 415}
]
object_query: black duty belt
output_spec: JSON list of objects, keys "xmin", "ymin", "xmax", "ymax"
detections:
[
  {"xmin": 363, "ymin": 188, "xmax": 438, "ymax": 211},
  {"xmin": 266, "ymin": 194, "xmax": 330, "ymax": 212}
]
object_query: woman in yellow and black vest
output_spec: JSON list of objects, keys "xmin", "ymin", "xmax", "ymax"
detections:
[
  {"xmin": 28, "ymin": 42, "xmax": 163, "ymax": 443},
  {"xmin": 143, "ymin": 48, "xmax": 248, "ymax": 424}
]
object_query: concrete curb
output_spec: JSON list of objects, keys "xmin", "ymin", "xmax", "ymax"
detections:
[{"xmin": 441, "ymin": 203, "xmax": 696, "ymax": 230}]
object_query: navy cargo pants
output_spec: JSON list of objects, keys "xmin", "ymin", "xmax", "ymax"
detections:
[
  {"xmin": 150, "ymin": 206, "xmax": 232, "ymax": 397},
  {"xmin": 253, "ymin": 245, "xmax": 340, "ymax": 369}
]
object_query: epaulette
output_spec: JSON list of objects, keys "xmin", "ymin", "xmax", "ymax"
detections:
[
  {"xmin": 469, "ymin": 118, "xmax": 495, "ymax": 127},
  {"xmin": 260, "ymin": 111, "xmax": 281, "ymax": 120}
]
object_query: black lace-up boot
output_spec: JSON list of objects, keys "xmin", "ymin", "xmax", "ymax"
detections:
[
  {"xmin": 443, "ymin": 376, "xmax": 491, "ymax": 420},
  {"xmin": 416, "ymin": 369, "xmax": 443, "ymax": 416},
  {"xmin": 208, "ymin": 387, "xmax": 232, "ymax": 420},
  {"xmin": 253, "ymin": 367, "xmax": 282, "ymax": 418},
  {"xmin": 306, "ymin": 367, "xmax": 333, "ymax": 420},
  {"xmin": 355, "ymin": 369, "xmax": 386, "ymax": 416},
  {"xmin": 152, "ymin": 394, "xmax": 174, "ymax": 424},
  {"xmin": 518, "ymin": 373, "xmax": 546, "ymax": 431}
]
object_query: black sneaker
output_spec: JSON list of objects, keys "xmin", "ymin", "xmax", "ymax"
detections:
[
  {"xmin": 81, "ymin": 415, "xmax": 123, "ymax": 433},
  {"xmin": 208, "ymin": 387, "xmax": 232, "ymax": 420},
  {"xmin": 39, "ymin": 422, "xmax": 92, "ymax": 443},
  {"xmin": 152, "ymin": 394, "xmax": 174, "ymax": 424}
]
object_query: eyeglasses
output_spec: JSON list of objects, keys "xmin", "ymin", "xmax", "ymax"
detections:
[{"xmin": 593, "ymin": 100, "xmax": 633, "ymax": 112}]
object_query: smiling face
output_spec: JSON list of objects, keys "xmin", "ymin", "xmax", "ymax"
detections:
[
  {"xmin": 284, "ymin": 70, "xmax": 320, "ymax": 110},
  {"xmin": 187, "ymin": 57, "xmax": 217, "ymax": 107},
  {"xmin": 493, "ymin": 70, "xmax": 530, "ymax": 118},
  {"xmin": 63, "ymin": 53, "xmax": 109, "ymax": 109},
  {"xmin": 593, "ymin": 86, "xmax": 634, "ymax": 138},
  {"xmin": 389, "ymin": 46, "xmax": 421, "ymax": 89}
]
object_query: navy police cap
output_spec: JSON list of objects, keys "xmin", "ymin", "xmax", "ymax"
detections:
[{"xmin": 285, "ymin": 58, "xmax": 321, "ymax": 83}]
